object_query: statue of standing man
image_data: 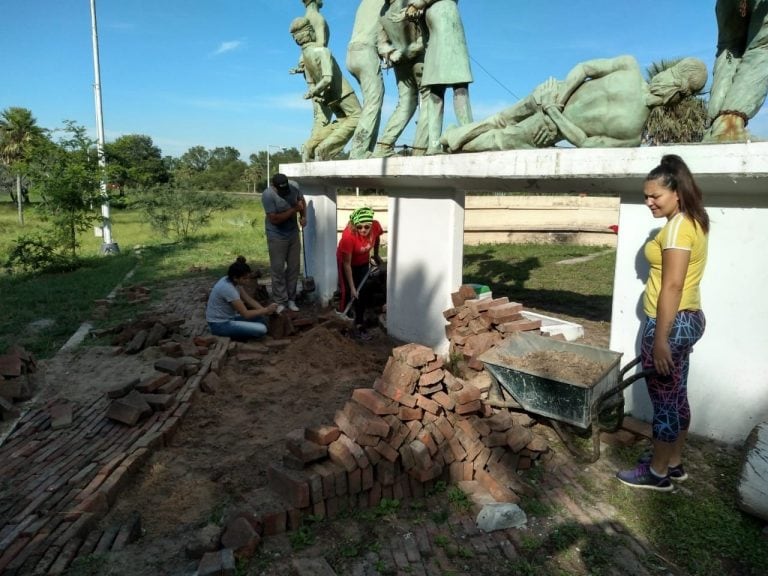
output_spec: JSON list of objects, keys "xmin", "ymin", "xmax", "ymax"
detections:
[
  {"xmin": 346, "ymin": 0, "xmax": 387, "ymax": 159},
  {"xmin": 704, "ymin": 0, "xmax": 768, "ymax": 142}
]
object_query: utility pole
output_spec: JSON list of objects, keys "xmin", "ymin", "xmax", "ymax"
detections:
[{"xmin": 90, "ymin": 0, "xmax": 118, "ymax": 254}]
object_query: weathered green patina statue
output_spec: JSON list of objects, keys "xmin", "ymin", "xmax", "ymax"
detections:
[
  {"xmin": 704, "ymin": 0, "xmax": 768, "ymax": 142},
  {"xmin": 372, "ymin": 0, "xmax": 429, "ymax": 157},
  {"xmin": 346, "ymin": 0, "xmax": 387, "ymax": 159},
  {"xmin": 290, "ymin": 18, "xmax": 362, "ymax": 161},
  {"xmin": 405, "ymin": 0, "xmax": 473, "ymax": 154},
  {"xmin": 440, "ymin": 56, "xmax": 707, "ymax": 153}
]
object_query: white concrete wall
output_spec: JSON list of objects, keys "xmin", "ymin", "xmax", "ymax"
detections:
[{"xmin": 335, "ymin": 195, "xmax": 619, "ymax": 247}]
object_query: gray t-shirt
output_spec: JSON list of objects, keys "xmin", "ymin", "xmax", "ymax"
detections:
[
  {"xmin": 261, "ymin": 183, "xmax": 304, "ymax": 240},
  {"xmin": 205, "ymin": 276, "xmax": 241, "ymax": 322}
]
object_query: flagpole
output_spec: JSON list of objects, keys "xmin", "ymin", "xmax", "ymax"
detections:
[{"xmin": 90, "ymin": 0, "xmax": 119, "ymax": 254}]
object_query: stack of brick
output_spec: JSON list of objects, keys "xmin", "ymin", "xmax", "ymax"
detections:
[
  {"xmin": 255, "ymin": 342, "xmax": 550, "ymax": 541},
  {"xmin": 444, "ymin": 285, "xmax": 542, "ymax": 372},
  {"xmin": 0, "ymin": 345, "xmax": 36, "ymax": 420}
]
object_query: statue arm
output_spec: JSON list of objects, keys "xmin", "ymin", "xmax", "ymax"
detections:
[
  {"xmin": 308, "ymin": 49, "xmax": 334, "ymax": 99},
  {"xmin": 543, "ymin": 106, "xmax": 640, "ymax": 148},
  {"xmin": 557, "ymin": 55, "xmax": 637, "ymax": 107},
  {"xmin": 377, "ymin": 23, "xmax": 399, "ymax": 65}
]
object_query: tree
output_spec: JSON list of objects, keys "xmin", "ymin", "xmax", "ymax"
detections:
[
  {"xmin": 104, "ymin": 134, "xmax": 169, "ymax": 194},
  {"xmin": 643, "ymin": 59, "xmax": 709, "ymax": 146},
  {"xmin": 206, "ymin": 146, "xmax": 247, "ymax": 191},
  {"xmin": 0, "ymin": 107, "xmax": 45, "ymax": 224},
  {"xmin": 27, "ymin": 122, "xmax": 101, "ymax": 259}
]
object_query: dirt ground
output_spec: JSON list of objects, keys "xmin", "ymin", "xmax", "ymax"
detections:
[{"xmin": 20, "ymin": 278, "xmax": 636, "ymax": 576}]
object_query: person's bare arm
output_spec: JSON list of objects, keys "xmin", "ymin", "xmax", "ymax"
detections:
[
  {"xmin": 237, "ymin": 286, "xmax": 277, "ymax": 315},
  {"xmin": 231, "ymin": 298, "xmax": 277, "ymax": 320},
  {"xmin": 342, "ymin": 252, "xmax": 358, "ymax": 300},
  {"xmin": 267, "ymin": 203, "xmax": 302, "ymax": 226},
  {"xmin": 653, "ymin": 249, "xmax": 690, "ymax": 375}
]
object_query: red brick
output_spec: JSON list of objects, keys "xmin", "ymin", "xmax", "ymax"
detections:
[
  {"xmin": 410, "ymin": 463, "xmax": 443, "ymax": 482},
  {"xmin": 487, "ymin": 302, "xmax": 523, "ymax": 319},
  {"xmin": 376, "ymin": 460, "xmax": 397, "ymax": 486},
  {"xmin": 153, "ymin": 356, "xmax": 185, "ymax": 375},
  {"xmin": 305, "ymin": 424, "xmax": 341, "ymax": 445},
  {"xmin": 399, "ymin": 443, "xmax": 416, "ymax": 471},
  {"xmin": 404, "ymin": 420, "xmax": 423, "ymax": 444},
  {"xmin": 496, "ymin": 319, "xmax": 542, "ymax": 333},
  {"xmin": 475, "ymin": 470, "xmax": 520, "ymax": 503},
  {"xmin": 327, "ymin": 439, "xmax": 358, "ymax": 473},
  {"xmin": 351, "ymin": 388, "xmax": 399, "ymax": 415},
  {"xmin": 348, "ymin": 468, "xmax": 362, "ymax": 494},
  {"xmin": 462, "ymin": 332, "xmax": 503, "ymax": 358},
  {"xmin": 486, "ymin": 410, "xmax": 515, "ymax": 432},
  {"xmin": 453, "ymin": 383, "xmax": 481, "ymax": 405},
  {"xmin": 221, "ymin": 517, "xmax": 260, "ymax": 559},
  {"xmin": 374, "ymin": 440, "xmax": 399, "ymax": 463},
  {"xmin": 134, "ymin": 372, "xmax": 171, "ymax": 393},
  {"xmin": 506, "ymin": 425, "xmax": 534, "ymax": 453},
  {"xmin": 336, "ymin": 434, "xmax": 370, "ymax": 469},
  {"xmin": 198, "ymin": 549, "xmax": 236, "ymax": 576},
  {"xmin": 375, "ymin": 358, "xmax": 419, "ymax": 403},
  {"xmin": 447, "ymin": 437, "xmax": 467, "ymax": 461},
  {"xmin": 0, "ymin": 353, "xmax": 23, "ymax": 378},
  {"xmin": 414, "ymin": 394, "xmax": 439, "ymax": 415},
  {"xmin": 418, "ymin": 369, "xmax": 444, "ymax": 388},
  {"xmin": 267, "ymin": 465, "xmax": 310, "ymax": 508},
  {"xmin": 398, "ymin": 406, "xmax": 423, "ymax": 421},
  {"xmin": 416, "ymin": 429, "xmax": 439, "ymax": 456},
  {"xmin": 157, "ymin": 375, "xmax": 185, "ymax": 395},
  {"xmin": 342, "ymin": 402, "xmax": 390, "ymax": 437},
  {"xmin": 409, "ymin": 440, "xmax": 432, "ymax": 470},
  {"xmin": 434, "ymin": 415, "xmax": 455, "ymax": 440},
  {"xmin": 383, "ymin": 415, "xmax": 410, "ymax": 449},
  {"xmin": 456, "ymin": 399, "xmax": 482, "ymax": 415}
]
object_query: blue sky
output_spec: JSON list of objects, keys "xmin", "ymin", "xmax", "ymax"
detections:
[{"xmin": 2, "ymin": 0, "xmax": 765, "ymax": 160}]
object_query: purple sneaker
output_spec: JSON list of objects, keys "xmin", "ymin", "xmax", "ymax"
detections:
[
  {"xmin": 637, "ymin": 452, "xmax": 688, "ymax": 481},
  {"xmin": 616, "ymin": 463, "xmax": 673, "ymax": 492}
]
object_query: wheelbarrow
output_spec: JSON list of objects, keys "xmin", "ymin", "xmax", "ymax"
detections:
[{"xmin": 478, "ymin": 332, "xmax": 653, "ymax": 462}]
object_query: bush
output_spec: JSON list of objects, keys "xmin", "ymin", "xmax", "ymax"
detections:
[
  {"xmin": 136, "ymin": 184, "xmax": 234, "ymax": 241},
  {"xmin": 4, "ymin": 233, "xmax": 77, "ymax": 274}
]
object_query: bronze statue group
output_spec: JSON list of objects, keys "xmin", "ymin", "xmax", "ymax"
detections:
[{"xmin": 288, "ymin": 0, "xmax": 767, "ymax": 160}]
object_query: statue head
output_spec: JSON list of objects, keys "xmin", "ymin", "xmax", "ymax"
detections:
[
  {"xmin": 648, "ymin": 58, "xmax": 707, "ymax": 106},
  {"xmin": 302, "ymin": 0, "xmax": 323, "ymax": 7},
  {"xmin": 290, "ymin": 17, "xmax": 316, "ymax": 45}
]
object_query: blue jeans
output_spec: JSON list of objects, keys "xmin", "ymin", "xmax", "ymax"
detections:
[{"xmin": 208, "ymin": 315, "xmax": 268, "ymax": 340}]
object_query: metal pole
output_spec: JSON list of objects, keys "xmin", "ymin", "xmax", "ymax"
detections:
[
  {"xmin": 90, "ymin": 0, "xmax": 118, "ymax": 254},
  {"xmin": 266, "ymin": 150, "xmax": 270, "ymax": 187}
]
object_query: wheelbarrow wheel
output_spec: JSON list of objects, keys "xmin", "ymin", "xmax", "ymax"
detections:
[{"xmin": 548, "ymin": 419, "xmax": 602, "ymax": 464}]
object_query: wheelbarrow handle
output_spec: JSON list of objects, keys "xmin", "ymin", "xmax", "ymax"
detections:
[{"xmin": 596, "ymin": 357, "xmax": 656, "ymax": 408}]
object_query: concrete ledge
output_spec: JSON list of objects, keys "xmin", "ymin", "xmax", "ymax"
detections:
[{"xmin": 283, "ymin": 142, "xmax": 768, "ymax": 199}]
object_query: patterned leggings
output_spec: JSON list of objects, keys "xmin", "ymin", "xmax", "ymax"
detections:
[{"xmin": 641, "ymin": 310, "xmax": 706, "ymax": 443}]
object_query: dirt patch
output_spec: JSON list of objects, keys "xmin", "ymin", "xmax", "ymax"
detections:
[{"xmin": 19, "ymin": 278, "xmax": 620, "ymax": 575}]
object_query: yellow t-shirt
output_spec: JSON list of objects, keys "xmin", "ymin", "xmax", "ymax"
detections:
[{"xmin": 643, "ymin": 213, "xmax": 708, "ymax": 318}]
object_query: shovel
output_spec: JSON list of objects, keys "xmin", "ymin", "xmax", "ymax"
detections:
[
  {"xmin": 301, "ymin": 227, "xmax": 315, "ymax": 293},
  {"xmin": 336, "ymin": 266, "xmax": 373, "ymax": 321}
]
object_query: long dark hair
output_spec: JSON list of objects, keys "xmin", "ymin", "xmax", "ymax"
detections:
[
  {"xmin": 227, "ymin": 256, "xmax": 251, "ymax": 282},
  {"xmin": 645, "ymin": 154, "xmax": 709, "ymax": 233}
]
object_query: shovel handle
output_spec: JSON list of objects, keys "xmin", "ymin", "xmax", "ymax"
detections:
[{"xmin": 342, "ymin": 267, "xmax": 373, "ymax": 316}]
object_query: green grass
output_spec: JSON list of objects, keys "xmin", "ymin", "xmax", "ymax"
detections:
[
  {"xmin": 464, "ymin": 243, "xmax": 615, "ymax": 321},
  {"xmin": 608, "ymin": 447, "xmax": 768, "ymax": 576}
]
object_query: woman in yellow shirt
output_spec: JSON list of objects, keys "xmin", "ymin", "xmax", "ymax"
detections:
[{"xmin": 617, "ymin": 155, "xmax": 709, "ymax": 491}]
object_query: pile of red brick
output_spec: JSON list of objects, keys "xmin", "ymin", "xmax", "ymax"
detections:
[
  {"xmin": 0, "ymin": 346, "xmax": 36, "ymax": 421},
  {"xmin": 444, "ymin": 284, "xmax": 542, "ymax": 372}
]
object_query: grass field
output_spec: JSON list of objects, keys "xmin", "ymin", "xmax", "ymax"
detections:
[{"xmin": 0, "ymin": 195, "xmax": 614, "ymax": 358}]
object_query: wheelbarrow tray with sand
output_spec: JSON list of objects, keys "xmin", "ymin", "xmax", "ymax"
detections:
[{"xmin": 479, "ymin": 332, "xmax": 650, "ymax": 461}]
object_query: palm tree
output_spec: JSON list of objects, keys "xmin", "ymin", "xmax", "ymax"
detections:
[
  {"xmin": 0, "ymin": 107, "xmax": 44, "ymax": 224},
  {"xmin": 642, "ymin": 60, "xmax": 708, "ymax": 146}
]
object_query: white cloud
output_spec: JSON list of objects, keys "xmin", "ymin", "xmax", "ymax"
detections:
[{"xmin": 213, "ymin": 40, "xmax": 243, "ymax": 56}]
